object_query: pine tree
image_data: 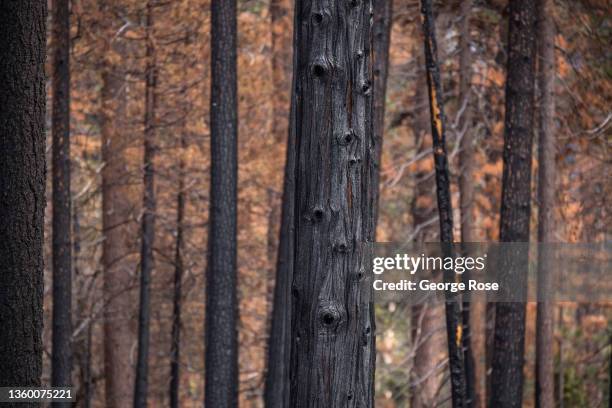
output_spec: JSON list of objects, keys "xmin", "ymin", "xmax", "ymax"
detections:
[
  {"xmin": 490, "ymin": 0, "xmax": 538, "ymax": 406},
  {"xmin": 205, "ymin": 0, "xmax": 239, "ymax": 406},
  {"xmin": 288, "ymin": 0, "xmax": 376, "ymax": 405}
]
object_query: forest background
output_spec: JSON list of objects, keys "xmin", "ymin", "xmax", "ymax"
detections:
[{"xmin": 7, "ymin": 0, "xmax": 611, "ymax": 406}]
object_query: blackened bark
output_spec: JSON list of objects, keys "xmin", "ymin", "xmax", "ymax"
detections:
[
  {"xmin": 169, "ymin": 130, "xmax": 187, "ymax": 408},
  {"xmin": 0, "ymin": 0, "xmax": 46, "ymax": 397},
  {"xmin": 371, "ymin": 0, "xmax": 393, "ymax": 230},
  {"xmin": 490, "ymin": 0, "xmax": 537, "ymax": 407},
  {"xmin": 420, "ymin": 1, "xmax": 467, "ymax": 406},
  {"xmin": 134, "ymin": 3, "xmax": 157, "ymax": 406},
  {"xmin": 263, "ymin": 3, "xmax": 293, "ymax": 402},
  {"xmin": 264, "ymin": 104, "xmax": 297, "ymax": 408},
  {"xmin": 535, "ymin": 0, "xmax": 556, "ymax": 407},
  {"xmin": 51, "ymin": 0, "xmax": 73, "ymax": 402},
  {"xmin": 264, "ymin": 44, "xmax": 298, "ymax": 406},
  {"xmin": 205, "ymin": 0, "xmax": 238, "ymax": 406},
  {"xmin": 289, "ymin": 0, "xmax": 376, "ymax": 406}
]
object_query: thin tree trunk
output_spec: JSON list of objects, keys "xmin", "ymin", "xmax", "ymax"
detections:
[
  {"xmin": 264, "ymin": 112, "xmax": 296, "ymax": 408},
  {"xmin": 205, "ymin": 0, "xmax": 239, "ymax": 406},
  {"xmin": 169, "ymin": 129, "xmax": 187, "ymax": 408},
  {"xmin": 134, "ymin": 3, "xmax": 157, "ymax": 406},
  {"xmin": 265, "ymin": 0, "xmax": 292, "ymax": 346},
  {"xmin": 490, "ymin": 0, "xmax": 537, "ymax": 406},
  {"xmin": 456, "ymin": 1, "xmax": 481, "ymax": 406},
  {"xmin": 73, "ymin": 206, "xmax": 93, "ymax": 408},
  {"xmin": 264, "ymin": 1, "xmax": 295, "ymax": 406},
  {"xmin": 372, "ymin": 0, "xmax": 393, "ymax": 229},
  {"xmin": 0, "ymin": 0, "xmax": 46, "ymax": 398},
  {"xmin": 51, "ymin": 0, "xmax": 73, "ymax": 403},
  {"xmin": 264, "ymin": 67, "xmax": 297, "ymax": 408},
  {"xmin": 100, "ymin": 4, "xmax": 137, "ymax": 403},
  {"xmin": 411, "ymin": 53, "xmax": 446, "ymax": 408},
  {"xmin": 419, "ymin": 1, "xmax": 467, "ymax": 406},
  {"xmin": 535, "ymin": 0, "xmax": 556, "ymax": 407},
  {"xmin": 289, "ymin": 0, "xmax": 376, "ymax": 406}
]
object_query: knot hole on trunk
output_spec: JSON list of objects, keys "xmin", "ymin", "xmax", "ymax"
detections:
[{"xmin": 318, "ymin": 301, "xmax": 345, "ymax": 332}]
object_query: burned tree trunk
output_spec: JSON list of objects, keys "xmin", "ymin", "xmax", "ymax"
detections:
[
  {"xmin": 535, "ymin": 0, "xmax": 556, "ymax": 407},
  {"xmin": 371, "ymin": 0, "xmax": 393, "ymax": 227},
  {"xmin": 134, "ymin": 2, "xmax": 157, "ymax": 406},
  {"xmin": 205, "ymin": 0, "xmax": 239, "ymax": 406},
  {"xmin": 264, "ymin": 23, "xmax": 297, "ymax": 406},
  {"xmin": 288, "ymin": 0, "xmax": 376, "ymax": 406},
  {"xmin": 264, "ymin": 99, "xmax": 297, "ymax": 408},
  {"xmin": 410, "ymin": 44, "xmax": 446, "ymax": 408},
  {"xmin": 0, "ymin": 0, "xmax": 46, "ymax": 394},
  {"xmin": 169, "ymin": 130, "xmax": 186, "ymax": 408},
  {"xmin": 51, "ymin": 0, "xmax": 73, "ymax": 401},
  {"xmin": 419, "ymin": 1, "xmax": 467, "ymax": 406},
  {"xmin": 263, "ymin": 2, "xmax": 293, "ymax": 403},
  {"xmin": 490, "ymin": 0, "xmax": 537, "ymax": 407}
]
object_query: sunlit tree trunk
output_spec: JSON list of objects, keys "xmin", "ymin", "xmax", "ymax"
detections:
[
  {"xmin": 535, "ymin": 0, "xmax": 556, "ymax": 407},
  {"xmin": 288, "ymin": 0, "xmax": 376, "ymax": 405},
  {"xmin": 0, "ymin": 0, "xmax": 46, "ymax": 398},
  {"xmin": 51, "ymin": 0, "xmax": 73, "ymax": 403},
  {"xmin": 205, "ymin": 0, "xmax": 239, "ymax": 406},
  {"xmin": 490, "ymin": 0, "xmax": 537, "ymax": 406}
]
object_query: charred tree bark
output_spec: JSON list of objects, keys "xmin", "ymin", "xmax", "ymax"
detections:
[
  {"xmin": 288, "ymin": 0, "xmax": 376, "ymax": 406},
  {"xmin": 51, "ymin": 0, "xmax": 73, "ymax": 402},
  {"xmin": 490, "ymin": 0, "xmax": 537, "ymax": 407},
  {"xmin": 205, "ymin": 0, "xmax": 238, "ymax": 406},
  {"xmin": 100, "ymin": 2, "xmax": 137, "ymax": 404},
  {"xmin": 264, "ymin": 56, "xmax": 297, "ymax": 408},
  {"xmin": 535, "ymin": 0, "xmax": 556, "ymax": 407},
  {"xmin": 0, "ymin": 0, "xmax": 46, "ymax": 396},
  {"xmin": 264, "ymin": 101, "xmax": 297, "ymax": 408},
  {"xmin": 134, "ymin": 3, "xmax": 157, "ymax": 406},
  {"xmin": 169, "ymin": 130, "xmax": 186, "ymax": 408},
  {"xmin": 420, "ymin": 1, "xmax": 467, "ymax": 406}
]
